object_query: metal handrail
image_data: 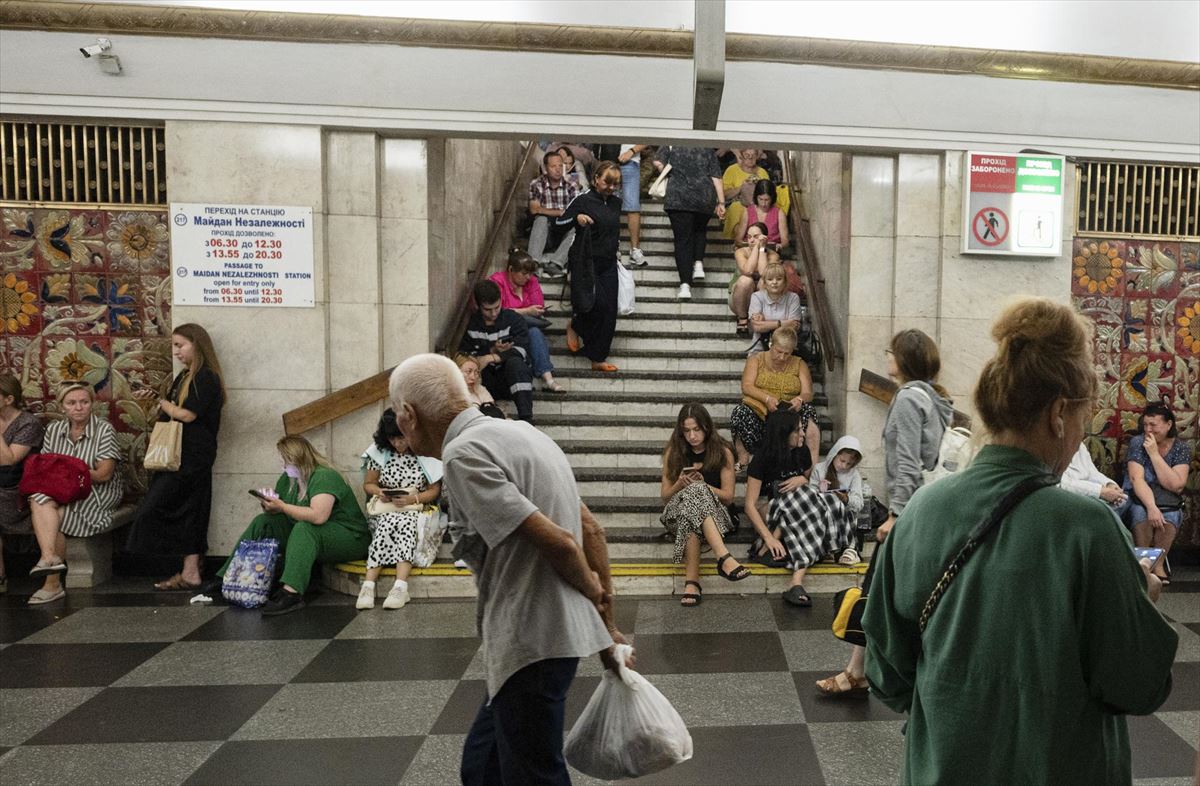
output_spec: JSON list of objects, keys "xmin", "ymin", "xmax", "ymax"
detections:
[
  {"xmin": 281, "ymin": 140, "xmax": 535, "ymax": 436},
  {"xmin": 780, "ymin": 152, "xmax": 843, "ymax": 373}
]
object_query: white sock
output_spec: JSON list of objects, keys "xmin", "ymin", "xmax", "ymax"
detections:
[
  {"xmin": 393, "ymin": 580, "xmax": 408, "ymax": 592},
  {"xmin": 361, "ymin": 580, "xmax": 376, "ymax": 590}
]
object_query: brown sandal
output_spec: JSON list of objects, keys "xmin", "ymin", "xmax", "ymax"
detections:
[
  {"xmin": 154, "ymin": 573, "xmax": 201, "ymax": 592},
  {"xmin": 815, "ymin": 670, "xmax": 869, "ymax": 695}
]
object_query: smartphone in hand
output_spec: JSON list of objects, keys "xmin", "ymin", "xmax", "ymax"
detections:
[
  {"xmin": 248, "ymin": 488, "xmax": 272, "ymax": 501},
  {"xmin": 1133, "ymin": 547, "xmax": 1165, "ymax": 569}
]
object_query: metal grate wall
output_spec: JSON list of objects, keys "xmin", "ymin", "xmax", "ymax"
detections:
[
  {"xmin": 1075, "ymin": 160, "xmax": 1199, "ymax": 240},
  {"xmin": 0, "ymin": 120, "xmax": 166, "ymax": 207}
]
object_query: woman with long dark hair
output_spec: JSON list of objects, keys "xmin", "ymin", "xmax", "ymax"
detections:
[
  {"xmin": 127, "ymin": 323, "xmax": 225, "ymax": 590},
  {"xmin": 659, "ymin": 403, "xmax": 748, "ymax": 606}
]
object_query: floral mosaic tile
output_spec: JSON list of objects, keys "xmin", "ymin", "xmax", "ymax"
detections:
[
  {"xmin": 1, "ymin": 207, "xmax": 172, "ymax": 500},
  {"xmin": 1072, "ymin": 239, "xmax": 1124, "ymax": 296},
  {"xmin": 1123, "ymin": 241, "xmax": 1180, "ymax": 299}
]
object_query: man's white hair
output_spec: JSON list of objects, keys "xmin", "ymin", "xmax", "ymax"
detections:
[{"xmin": 389, "ymin": 353, "xmax": 470, "ymax": 416}]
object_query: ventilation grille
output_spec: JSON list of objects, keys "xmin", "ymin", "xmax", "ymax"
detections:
[
  {"xmin": 1076, "ymin": 160, "xmax": 1198, "ymax": 240},
  {"xmin": 0, "ymin": 120, "xmax": 166, "ymax": 206}
]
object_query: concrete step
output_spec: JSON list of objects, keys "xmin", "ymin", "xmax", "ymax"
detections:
[
  {"xmin": 551, "ymin": 368, "xmax": 744, "ymax": 396},
  {"xmin": 537, "ymin": 414, "xmax": 731, "ymax": 442},
  {"xmin": 574, "ymin": 468, "xmax": 746, "ymax": 498},
  {"xmin": 618, "ymin": 237, "xmax": 734, "ymax": 254},
  {"xmin": 530, "ymin": 392, "xmax": 739, "ymax": 418},
  {"xmin": 545, "ymin": 313, "xmax": 741, "ymax": 334},
  {"xmin": 547, "ymin": 300, "xmax": 731, "ymax": 318},
  {"xmin": 544, "ymin": 327, "xmax": 745, "ymax": 352},
  {"xmin": 551, "ymin": 349, "xmax": 750, "ymax": 373}
]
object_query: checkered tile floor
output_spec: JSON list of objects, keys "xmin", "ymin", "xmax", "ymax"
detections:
[{"xmin": 1, "ymin": 573, "xmax": 1197, "ymax": 786}]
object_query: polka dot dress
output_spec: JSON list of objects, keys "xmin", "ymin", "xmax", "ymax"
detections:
[{"xmin": 366, "ymin": 451, "xmax": 428, "ymax": 568}]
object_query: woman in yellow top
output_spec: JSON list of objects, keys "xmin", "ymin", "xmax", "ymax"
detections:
[
  {"xmin": 722, "ymin": 148, "xmax": 791, "ymax": 239},
  {"xmin": 729, "ymin": 326, "xmax": 819, "ymax": 470}
]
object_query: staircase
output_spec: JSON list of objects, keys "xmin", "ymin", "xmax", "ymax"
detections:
[{"xmin": 326, "ymin": 198, "xmax": 867, "ymax": 600}]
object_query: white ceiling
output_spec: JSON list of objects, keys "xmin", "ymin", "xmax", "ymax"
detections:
[{"xmin": 98, "ymin": 0, "xmax": 1200, "ymax": 63}]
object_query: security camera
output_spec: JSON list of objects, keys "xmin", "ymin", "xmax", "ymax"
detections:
[{"xmin": 79, "ymin": 38, "xmax": 112, "ymax": 58}]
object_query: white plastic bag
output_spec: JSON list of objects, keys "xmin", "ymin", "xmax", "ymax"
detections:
[
  {"xmin": 564, "ymin": 644, "xmax": 693, "ymax": 780},
  {"xmin": 617, "ymin": 262, "xmax": 636, "ymax": 316}
]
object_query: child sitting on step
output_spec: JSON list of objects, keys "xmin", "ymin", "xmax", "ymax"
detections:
[{"xmin": 811, "ymin": 436, "xmax": 865, "ymax": 565}]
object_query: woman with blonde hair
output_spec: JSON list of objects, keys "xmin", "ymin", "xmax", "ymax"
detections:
[
  {"xmin": 200, "ymin": 435, "xmax": 370, "ymax": 615},
  {"xmin": 864, "ymin": 298, "xmax": 1177, "ymax": 783},
  {"xmin": 26, "ymin": 383, "xmax": 123, "ymax": 604},
  {"xmin": 127, "ymin": 323, "xmax": 226, "ymax": 590},
  {"xmin": 729, "ymin": 326, "xmax": 819, "ymax": 470}
]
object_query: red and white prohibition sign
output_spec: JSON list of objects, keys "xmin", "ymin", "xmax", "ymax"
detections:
[{"xmin": 972, "ymin": 207, "xmax": 1009, "ymax": 246}]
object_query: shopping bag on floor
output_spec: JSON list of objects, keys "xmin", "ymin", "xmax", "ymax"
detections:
[
  {"xmin": 222, "ymin": 538, "xmax": 280, "ymax": 608},
  {"xmin": 413, "ymin": 505, "xmax": 448, "ymax": 568},
  {"xmin": 617, "ymin": 261, "xmax": 636, "ymax": 316},
  {"xmin": 564, "ymin": 644, "xmax": 693, "ymax": 779}
]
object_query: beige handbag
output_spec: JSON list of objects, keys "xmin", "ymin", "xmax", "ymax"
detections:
[
  {"xmin": 144, "ymin": 420, "xmax": 182, "ymax": 472},
  {"xmin": 648, "ymin": 164, "xmax": 671, "ymax": 199}
]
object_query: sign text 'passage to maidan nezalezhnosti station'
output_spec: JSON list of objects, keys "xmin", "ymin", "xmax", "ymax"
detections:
[
  {"xmin": 961, "ymin": 152, "xmax": 1065, "ymax": 257},
  {"xmin": 169, "ymin": 203, "xmax": 315, "ymax": 307}
]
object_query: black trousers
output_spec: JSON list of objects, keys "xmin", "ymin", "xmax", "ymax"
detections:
[
  {"xmin": 482, "ymin": 354, "xmax": 534, "ymax": 421},
  {"xmin": 665, "ymin": 209, "xmax": 712, "ymax": 284},
  {"xmin": 572, "ymin": 262, "xmax": 618, "ymax": 362}
]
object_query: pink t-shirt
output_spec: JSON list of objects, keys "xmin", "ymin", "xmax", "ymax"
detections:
[
  {"xmin": 745, "ymin": 205, "xmax": 782, "ymax": 245},
  {"xmin": 489, "ymin": 270, "xmax": 545, "ymax": 311}
]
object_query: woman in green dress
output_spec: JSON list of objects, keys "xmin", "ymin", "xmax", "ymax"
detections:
[
  {"xmin": 863, "ymin": 297, "xmax": 1177, "ymax": 785},
  {"xmin": 203, "ymin": 435, "xmax": 369, "ymax": 616}
]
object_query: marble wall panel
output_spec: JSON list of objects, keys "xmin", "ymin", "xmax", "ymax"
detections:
[
  {"xmin": 382, "ymin": 304, "xmax": 432, "ymax": 367},
  {"xmin": 893, "ymin": 236, "xmax": 941, "ymax": 319},
  {"xmin": 896, "ymin": 154, "xmax": 941, "ymax": 238},
  {"xmin": 380, "ymin": 218, "xmax": 432, "ymax": 306},
  {"xmin": 380, "ymin": 139, "xmax": 428, "ymax": 221},
  {"xmin": 850, "ymin": 156, "xmax": 895, "ymax": 239},
  {"xmin": 328, "ymin": 302, "xmax": 381, "ymax": 386},
  {"xmin": 208, "ymin": 472, "xmax": 293, "ymax": 554},
  {"xmin": 847, "ymin": 236, "xmax": 895, "ymax": 318},
  {"xmin": 844, "ymin": 315, "xmax": 895, "ymax": 397},
  {"xmin": 211, "ymin": 387, "xmax": 330, "ymax": 475},
  {"xmin": 941, "ymin": 152, "xmax": 964, "ymax": 238},
  {"xmin": 938, "ymin": 235, "xmax": 1070, "ymax": 321},
  {"xmin": 325, "ymin": 131, "xmax": 378, "ymax": 217},
  {"xmin": 326, "ymin": 214, "xmax": 381, "ymax": 305}
]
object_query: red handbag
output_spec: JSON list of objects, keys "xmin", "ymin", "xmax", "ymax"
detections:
[{"xmin": 18, "ymin": 453, "xmax": 92, "ymax": 505}]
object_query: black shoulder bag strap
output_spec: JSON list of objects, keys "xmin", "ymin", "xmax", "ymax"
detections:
[{"xmin": 918, "ymin": 474, "xmax": 1058, "ymax": 633}]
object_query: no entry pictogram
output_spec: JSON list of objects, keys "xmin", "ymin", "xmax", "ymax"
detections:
[{"xmin": 972, "ymin": 207, "xmax": 1009, "ymax": 246}]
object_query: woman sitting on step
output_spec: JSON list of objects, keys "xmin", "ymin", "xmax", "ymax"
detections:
[
  {"xmin": 202, "ymin": 435, "xmax": 370, "ymax": 616},
  {"xmin": 659, "ymin": 403, "xmax": 750, "ymax": 607},
  {"xmin": 454, "ymin": 355, "xmax": 507, "ymax": 420},
  {"xmin": 728, "ymin": 222, "xmax": 781, "ymax": 334},
  {"xmin": 730, "ymin": 326, "xmax": 820, "ymax": 471},
  {"xmin": 744, "ymin": 408, "xmax": 854, "ymax": 607},
  {"xmin": 489, "ymin": 248, "xmax": 564, "ymax": 392}
]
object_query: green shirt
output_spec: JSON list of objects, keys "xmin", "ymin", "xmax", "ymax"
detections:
[
  {"xmin": 274, "ymin": 466, "xmax": 368, "ymax": 535},
  {"xmin": 863, "ymin": 445, "xmax": 1178, "ymax": 786}
]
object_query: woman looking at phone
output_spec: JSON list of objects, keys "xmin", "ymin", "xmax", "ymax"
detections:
[
  {"xmin": 202, "ymin": 435, "xmax": 370, "ymax": 616},
  {"xmin": 357, "ymin": 409, "xmax": 442, "ymax": 610},
  {"xmin": 659, "ymin": 403, "xmax": 749, "ymax": 607}
]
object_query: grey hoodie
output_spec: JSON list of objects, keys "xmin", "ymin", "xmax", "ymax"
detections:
[{"xmin": 882, "ymin": 380, "xmax": 954, "ymax": 515}]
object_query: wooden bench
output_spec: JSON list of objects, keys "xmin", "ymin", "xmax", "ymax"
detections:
[{"xmin": 64, "ymin": 505, "xmax": 135, "ymax": 588}]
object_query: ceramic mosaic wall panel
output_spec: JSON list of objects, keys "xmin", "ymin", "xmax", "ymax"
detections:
[
  {"xmin": 1, "ymin": 207, "xmax": 173, "ymax": 498},
  {"xmin": 1072, "ymin": 237, "xmax": 1200, "ymax": 544}
]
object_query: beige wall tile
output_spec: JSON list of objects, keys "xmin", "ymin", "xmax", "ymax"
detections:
[
  {"xmin": 896, "ymin": 154, "xmax": 941, "ymax": 238},
  {"xmin": 166, "ymin": 122, "xmax": 324, "ymax": 212},
  {"xmin": 847, "ymin": 236, "xmax": 895, "ymax": 318},
  {"xmin": 328, "ymin": 302, "xmax": 381, "ymax": 387},
  {"xmin": 212, "ymin": 387, "xmax": 331, "ymax": 474},
  {"xmin": 942, "ymin": 152, "xmax": 965, "ymax": 238},
  {"xmin": 382, "ymin": 304, "xmax": 432, "ymax": 367},
  {"xmin": 330, "ymin": 404, "xmax": 385, "ymax": 480},
  {"xmin": 326, "ymin": 214, "xmax": 381, "ymax": 304},
  {"xmin": 850, "ymin": 156, "xmax": 895, "ymax": 239},
  {"xmin": 844, "ymin": 315, "xmax": 895, "ymax": 396},
  {"xmin": 380, "ymin": 218, "xmax": 431, "ymax": 305},
  {"xmin": 937, "ymin": 316, "xmax": 998, "ymax": 410},
  {"xmin": 893, "ymin": 236, "xmax": 941, "ymax": 319},
  {"xmin": 938, "ymin": 236, "xmax": 1070, "ymax": 321},
  {"xmin": 326, "ymin": 131, "xmax": 378, "ymax": 217},
  {"xmin": 380, "ymin": 139, "xmax": 429, "ymax": 220},
  {"xmin": 208, "ymin": 472, "xmax": 290, "ymax": 554}
]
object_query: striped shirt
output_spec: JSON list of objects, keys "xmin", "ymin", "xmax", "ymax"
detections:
[{"xmin": 32, "ymin": 415, "xmax": 123, "ymax": 536}]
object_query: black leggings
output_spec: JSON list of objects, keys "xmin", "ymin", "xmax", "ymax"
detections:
[{"xmin": 666, "ymin": 209, "xmax": 712, "ymax": 284}]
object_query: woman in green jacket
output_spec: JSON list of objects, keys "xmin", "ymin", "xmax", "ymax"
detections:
[{"xmin": 863, "ymin": 297, "xmax": 1177, "ymax": 786}]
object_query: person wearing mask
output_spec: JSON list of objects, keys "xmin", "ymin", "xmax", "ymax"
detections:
[
  {"xmin": 458, "ymin": 279, "xmax": 535, "ymax": 422},
  {"xmin": 652, "ymin": 147, "xmax": 726, "ymax": 300},
  {"xmin": 127, "ymin": 323, "xmax": 225, "ymax": 591},
  {"xmin": 863, "ymin": 297, "xmax": 1177, "ymax": 784},
  {"xmin": 817, "ymin": 327, "xmax": 952, "ymax": 696},
  {"xmin": 0, "ymin": 373, "xmax": 44, "ymax": 592},
  {"xmin": 617, "ymin": 144, "xmax": 649, "ymax": 267},
  {"xmin": 25, "ymin": 384, "xmax": 122, "ymax": 605},
  {"xmin": 388, "ymin": 353, "xmax": 631, "ymax": 786},
  {"xmin": 490, "ymin": 248, "xmax": 563, "ymax": 392},
  {"xmin": 558, "ymin": 160, "xmax": 624, "ymax": 373},
  {"xmin": 1124, "ymin": 400, "xmax": 1191, "ymax": 582},
  {"xmin": 527, "ymin": 150, "xmax": 579, "ymax": 279}
]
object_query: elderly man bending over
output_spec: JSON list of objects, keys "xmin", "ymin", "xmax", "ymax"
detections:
[{"xmin": 389, "ymin": 354, "xmax": 632, "ymax": 786}]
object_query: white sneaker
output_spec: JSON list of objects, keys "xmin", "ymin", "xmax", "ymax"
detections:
[
  {"xmin": 629, "ymin": 248, "xmax": 646, "ymax": 266},
  {"xmin": 677, "ymin": 283, "xmax": 692, "ymax": 300},
  {"xmin": 383, "ymin": 585, "xmax": 410, "ymax": 610},
  {"xmin": 693, "ymin": 261, "xmax": 705, "ymax": 280},
  {"xmin": 355, "ymin": 583, "xmax": 375, "ymax": 610},
  {"xmin": 839, "ymin": 548, "xmax": 861, "ymax": 566}
]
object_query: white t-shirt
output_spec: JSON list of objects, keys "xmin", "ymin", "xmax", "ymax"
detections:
[{"xmin": 620, "ymin": 144, "xmax": 640, "ymax": 165}]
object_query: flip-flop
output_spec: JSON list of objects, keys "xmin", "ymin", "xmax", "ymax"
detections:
[
  {"xmin": 154, "ymin": 573, "xmax": 201, "ymax": 592},
  {"xmin": 28, "ymin": 587, "xmax": 66, "ymax": 605},
  {"xmin": 591, "ymin": 362, "xmax": 619, "ymax": 373},
  {"xmin": 566, "ymin": 326, "xmax": 582, "ymax": 353}
]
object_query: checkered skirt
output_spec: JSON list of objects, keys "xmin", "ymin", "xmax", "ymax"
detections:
[{"xmin": 768, "ymin": 484, "xmax": 855, "ymax": 571}]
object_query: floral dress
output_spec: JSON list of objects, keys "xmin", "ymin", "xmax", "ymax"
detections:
[{"xmin": 365, "ymin": 450, "xmax": 429, "ymax": 568}]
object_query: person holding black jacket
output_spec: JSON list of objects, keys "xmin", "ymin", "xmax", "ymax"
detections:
[
  {"xmin": 458, "ymin": 279, "xmax": 535, "ymax": 422},
  {"xmin": 557, "ymin": 160, "xmax": 624, "ymax": 373}
]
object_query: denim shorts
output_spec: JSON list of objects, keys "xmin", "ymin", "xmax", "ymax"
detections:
[
  {"xmin": 1126, "ymin": 502, "xmax": 1183, "ymax": 529},
  {"xmin": 620, "ymin": 159, "xmax": 641, "ymax": 213}
]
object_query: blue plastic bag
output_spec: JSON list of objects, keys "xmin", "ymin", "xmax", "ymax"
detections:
[{"xmin": 221, "ymin": 538, "xmax": 280, "ymax": 608}]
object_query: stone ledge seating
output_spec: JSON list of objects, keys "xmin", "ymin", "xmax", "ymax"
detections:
[{"xmin": 64, "ymin": 504, "xmax": 135, "ymax": 588}]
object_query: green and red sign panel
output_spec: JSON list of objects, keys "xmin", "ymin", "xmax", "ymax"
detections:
[{"xmin": 962, "ymin": 152, "xmax": 1064, "ymax": 257}]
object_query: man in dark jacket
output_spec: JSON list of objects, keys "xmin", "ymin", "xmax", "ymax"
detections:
[{"xmin": 459, "ymin": 280, "xmax": 535, "ymax": 422}]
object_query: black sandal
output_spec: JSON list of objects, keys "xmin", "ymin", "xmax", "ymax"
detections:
[
  {"xmin": 782, "ymin": 585, "xmax": 812, "ymax": 607},
  {"xmin": 680, "ymin": 580, "xmax": 703, "ymax": 607},
  {"xmin": 716, "ymin": 553, "xmax": 752, "ymax": 582}
]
